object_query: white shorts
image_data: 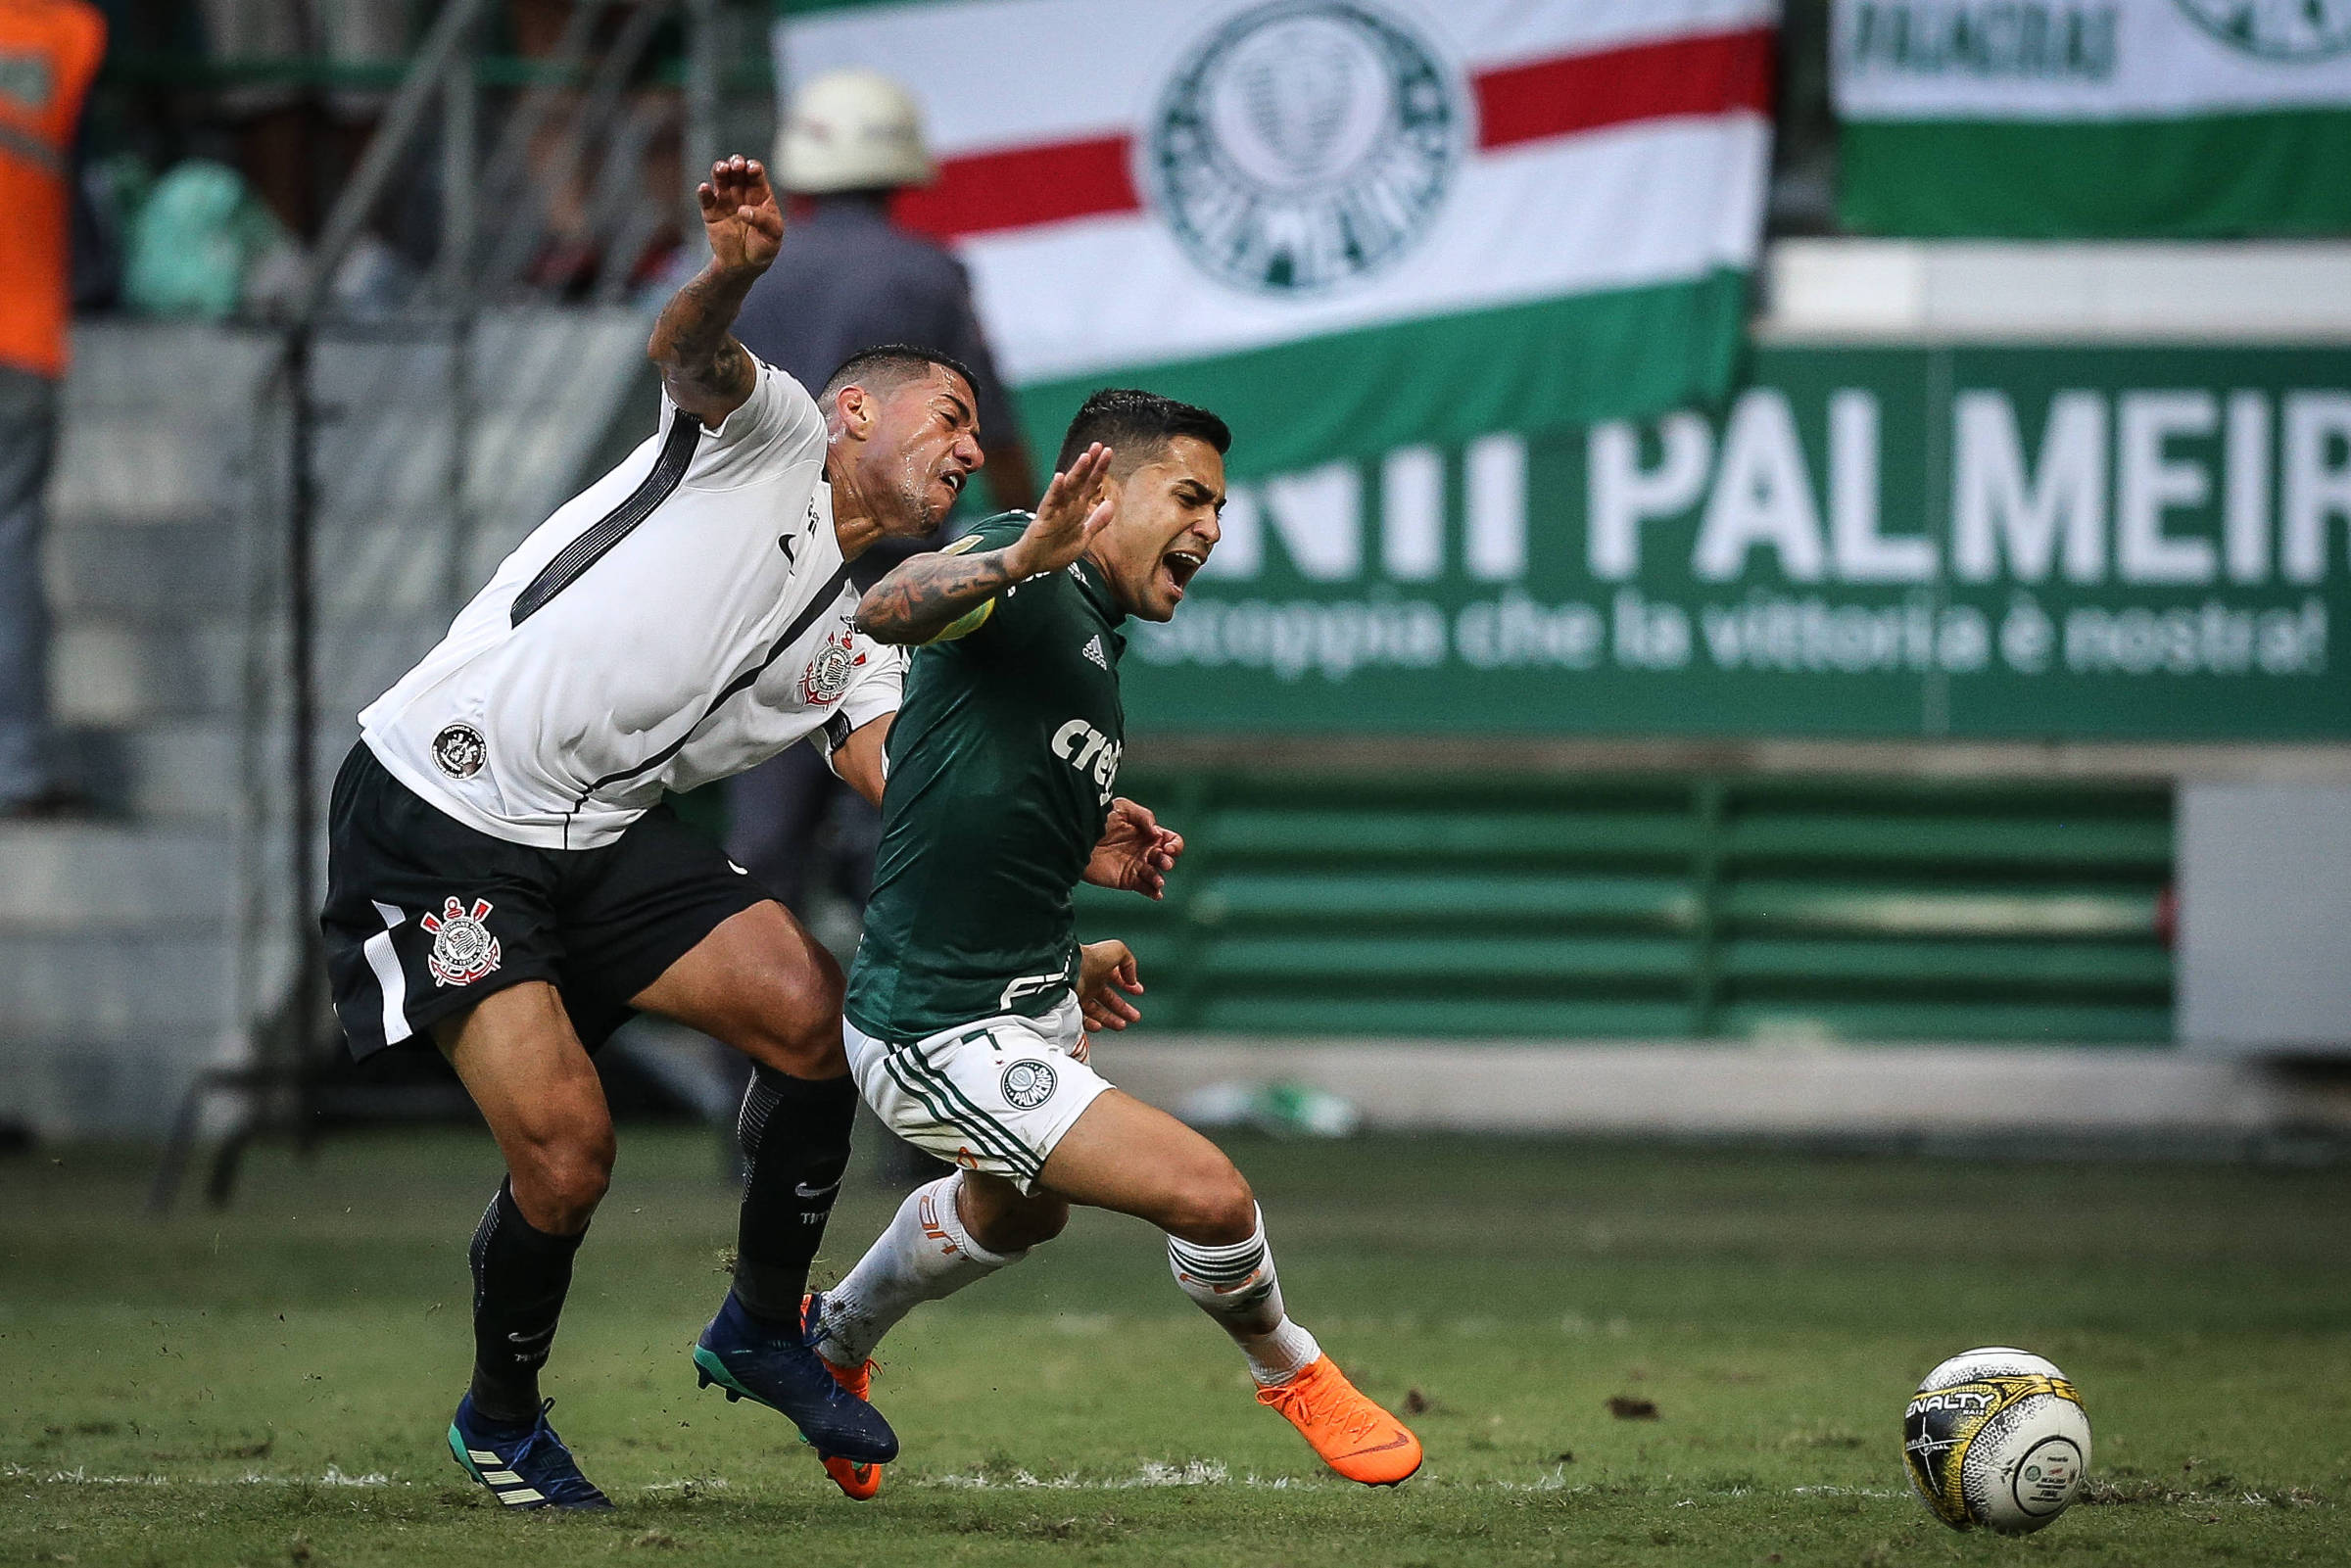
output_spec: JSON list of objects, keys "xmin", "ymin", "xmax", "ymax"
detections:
[{"xmin": 843, "ymin": 994, "xmax": 1113, "ymax": 1196}]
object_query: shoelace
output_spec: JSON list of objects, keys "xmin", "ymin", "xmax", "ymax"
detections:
[
  {"xmin": 1260, "ymin": 1376, "xmax": 1380, "ymax": 1443},
  {"xmin": 507, "ymin": 1401, "xmax": 600, "ymax": 1498},
  {"xmin": 749, "ymin": 1332, "xmax": 866, "ymax": 1407}
]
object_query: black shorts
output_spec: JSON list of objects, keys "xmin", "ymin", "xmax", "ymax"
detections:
[{"xmin": 321, "ymin": 742, "xmax": 770, "ymax": 1060}]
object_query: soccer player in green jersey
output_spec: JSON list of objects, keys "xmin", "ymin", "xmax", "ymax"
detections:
[{"xmin": 797, "ymin": 391, "xmax": 1423, "ymax": 1497}]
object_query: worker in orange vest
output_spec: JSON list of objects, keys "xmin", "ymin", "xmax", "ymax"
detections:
[{"xmin": 0, "ymin": 0, "xmax": 105, "ymax": 816}]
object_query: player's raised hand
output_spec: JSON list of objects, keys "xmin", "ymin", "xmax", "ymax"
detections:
[
  {"xmin": 1005, "ymin": 443, "xmax": 1115, "ymax": 578},
  {"xmin": 1084, "ymin": 796, "xmax": 1184, "ymax": 899},
  {"xmin": 698, "ymin": 155, "xmax": 784, "ymax": 272},
  {"xmin": 1078, "ymin": 938, "xmax": 1144, "ymax": 1032}
]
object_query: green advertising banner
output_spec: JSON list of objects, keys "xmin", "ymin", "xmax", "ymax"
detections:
[{"xmin": 1103, "ymin": 346, "xmax": 2349, "ymax": 739}]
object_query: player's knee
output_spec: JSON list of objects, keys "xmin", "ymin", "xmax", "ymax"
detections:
[
  {"xmin": 963, "ymin": 1187, "xmax": 1068, "ymax": 1254},
  {"xmin": 973, "ymin": 1203, "xmax": 1067, "ymax": 1250},
  {"xmin": 543, "ymin": 1154, "xmax": 611, "ymax": 1228},
  {"xmin": 512, "ymin": 1117, "xmax": 614, "ymax": 1232},
  {"xmin": 739, "ymin": 949, "xmax": 847, "ymax": 1075},
  {"xmin": 1167, "ymin": 1164, "xmax": 1256, "ymax": 1246},
  {"xmin": 992, "ymin": 1199, "xmax": 1070, "ymax": 1252}
]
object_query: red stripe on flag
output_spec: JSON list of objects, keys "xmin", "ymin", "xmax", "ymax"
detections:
[
  {"xmin": 892, "ymin": 27, "xmax": 1774, "ymax": 241},
  {"xmin": 1473, "ymin": 25, "xmax": 1775, "ymax": 151},
  {"xmin": 893, "ymin": 134, "xmax": 1140, "ymax": 242}
]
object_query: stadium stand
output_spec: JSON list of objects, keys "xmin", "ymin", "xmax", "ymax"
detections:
[{"xmin": 1080, "ymin": 772, "xmax": 2170, "ymax": 1042}]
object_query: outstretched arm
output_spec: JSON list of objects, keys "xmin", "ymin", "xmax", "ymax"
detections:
[
  {"xmin": 648, "ymin": 155, "xmax": 784, "ymax": 429},
  {"xmin": 853, "ymin": 444, "xmax": 1116, "ymax": 644}
]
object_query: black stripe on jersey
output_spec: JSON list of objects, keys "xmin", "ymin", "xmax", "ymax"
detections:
[
  {"xmin": 571, "ymin": 563, "xmax": 855, "ymax": 802},
  {"xmin": 510, "ymin": 408, "xmax": 702, "ymax": 627}
]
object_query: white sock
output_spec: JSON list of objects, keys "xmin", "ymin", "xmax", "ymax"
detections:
[
  {"xmin": 1167, "ymin": 1206, "xmax": 1322, "ymax": 1386},
  {"xmin": 814, "ymin": 1172, "xmax": 1025, "ymax": 1367}
]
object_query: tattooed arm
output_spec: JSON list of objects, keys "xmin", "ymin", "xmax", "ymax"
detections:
[
  {"xmin": 853, "ymin": 444, "xmax": 1118, "ymax": 644},
  {"xmin": 648, "ymin": 155, "xmax": 783, "ymax": 428}
]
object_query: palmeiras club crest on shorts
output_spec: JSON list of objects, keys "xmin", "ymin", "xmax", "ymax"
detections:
[
  {"xmin": 1148, "ymin": 0, "xmax": 1463, "ymax": 295},
  {"xmin": 432, "ymin": 723, "xmax": 487, "ymax": 779},
  {"xmin": 421, "ymin": 896, "xmax": 502, "ymax": 987},
  {"xmin": 800, "ymin": 626, "xmax": 866, "ymax": 706},
  {"xmin": 1001, "ymin": 1059, "xmax": 1058, "ymax": 1111}
]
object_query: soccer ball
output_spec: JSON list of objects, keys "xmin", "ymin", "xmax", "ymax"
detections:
[{"xmin": 1901, "ymin": 1347, "xmax": 2092, "ymax": 1534}]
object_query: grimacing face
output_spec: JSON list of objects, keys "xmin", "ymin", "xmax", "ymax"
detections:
[
  {"xmin": 1084, "ymin": 435, "xmax": 1225, "ymax": 623},
  {"xmin": 840, "ymin": 364, "xmax": 984, "ymax": 536}
]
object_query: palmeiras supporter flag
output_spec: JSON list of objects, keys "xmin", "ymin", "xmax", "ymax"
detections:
[
  {"xmin": 1835, "ymin": 0, "xmax": 2351, "ymax": 238},
  {"xmin": 776, "ymin": 0, "xmax": 1775, "ymax": 476}
]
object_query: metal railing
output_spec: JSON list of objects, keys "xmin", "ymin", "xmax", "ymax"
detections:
[{"xmin": 156, "ymin": 0, "xmax": 751, "ymax": 1206}]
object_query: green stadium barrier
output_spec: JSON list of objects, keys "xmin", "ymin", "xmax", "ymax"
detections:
[{"xmin": 1076, "ymin": 773, "xmax": 2173, "ymax": 1043}]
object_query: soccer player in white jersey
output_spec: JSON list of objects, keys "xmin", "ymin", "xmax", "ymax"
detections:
[{"xmin": 318, "ymin": 157, "xmax": 1178, "ymax": 1510}]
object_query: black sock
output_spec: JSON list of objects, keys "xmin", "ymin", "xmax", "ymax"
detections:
[
  {"xmin": 733, "ymin": 1067, "xmax": 857, "ymax": 1327},
  {"xmin": 465, "ymin": 1179, "xmax": 585, "ymax": 1427}
]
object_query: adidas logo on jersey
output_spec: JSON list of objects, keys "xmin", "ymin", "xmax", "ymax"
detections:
[{"xmin": 1080, "ymin": 634, "xmax": 1108, "ymax": 670}]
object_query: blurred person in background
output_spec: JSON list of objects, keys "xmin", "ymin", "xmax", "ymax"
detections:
[
  {"xmin": 0, "ymin": 0, "xmax": 105, "ymax": 819},
  {"xmin": 508, "ymin": 0, "xmax": 686, "ymax": 294},
  {"xmin": 196, "ymin": 0, "xmax": 416, "ymax": 240},
  {"xmin": 726, "ymin": 66, "xmax": 1035, "ymax": 926}
]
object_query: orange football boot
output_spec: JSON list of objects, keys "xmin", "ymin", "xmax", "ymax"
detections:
[
  {"xmin": 1256, "ymin": 1354, "xmax": 1423, "ymax": 1486},
  {"xmin": 803, "ymin": 1295, "xmax": 884, "ymax": 1500}
]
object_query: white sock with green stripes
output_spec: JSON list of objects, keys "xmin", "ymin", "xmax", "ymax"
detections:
[
  {"xmin": 1167, "ymin": 1207, "xmax": 1321, "ymax": 1387},
  {"xmin": 814, "ymin": 1172, "xmax": 1025, "ymax": 1368}
]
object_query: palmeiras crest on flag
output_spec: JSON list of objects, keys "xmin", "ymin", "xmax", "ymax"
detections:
[
  {"xmin": 800, "ymin": 625, "xmax": 867, "ymax": 706},
  {"xmin": 421, "ymin": 896, "xmax": 502, "ymax": 987},
  {"xmin": 1148, "ymin": 0, "xmax": 1463, "ymax": 296}
]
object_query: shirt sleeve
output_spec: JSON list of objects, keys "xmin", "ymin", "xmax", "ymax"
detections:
[
  {"xmin": 675, "ymin": 358, "xmax": 826, "ymax": 490},
  {"xmin": 839, "ymin": 637, "xmax": 904, "ymax": 734},
  {"xmin": 817, "ymin": 638, "xmax": 905, "ymax": 771},
  {"xmin": 921, "ymin": 514, "xmax": 1034, "ymax": 644}
]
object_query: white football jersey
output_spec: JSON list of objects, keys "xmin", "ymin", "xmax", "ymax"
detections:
[{"xmin": 360, "ymin": 361, "xmax": 903, "ymax": 850}]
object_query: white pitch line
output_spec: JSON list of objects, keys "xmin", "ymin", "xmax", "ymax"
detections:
[
  {"xmin": 4, "ymin": 1465, "xmax": 396, "ymax": 1489},
  {"xmin": 10, "ymin": 1461, "xmax": 2315, "ymax": 1507}
]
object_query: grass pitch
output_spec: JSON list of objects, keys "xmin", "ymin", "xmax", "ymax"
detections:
[{"xmin": 3, "ymin": 1122, "xmax": 2346, "ymax": 1566}]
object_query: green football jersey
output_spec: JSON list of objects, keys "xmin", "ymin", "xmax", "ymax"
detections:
[{"xmin": 844, "ymin": 513, "xmax": 1128, "ymax": 1042}]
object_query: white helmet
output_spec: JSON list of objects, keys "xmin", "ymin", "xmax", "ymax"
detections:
[{"xmin": 777, "ymin": 68, "xmax": 936, "ymax": 194}]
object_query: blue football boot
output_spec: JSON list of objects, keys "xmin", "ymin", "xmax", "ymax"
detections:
[
  {"xmin": 446, "ymin": 1395, "xmax": 614, "ymax": 1510},
  {"xmin": 693, "ymin": 1291, "xmax": 898, "ymax": 1464}
]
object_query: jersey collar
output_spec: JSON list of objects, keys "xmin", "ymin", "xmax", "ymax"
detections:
[{"xmin": 1070, "ymin": 552, "xmax": 1127, "ymax": 637}]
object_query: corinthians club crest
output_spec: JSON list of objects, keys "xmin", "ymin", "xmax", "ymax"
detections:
[
  {"xmin": 432, "ymin": 723, "xmax": 486, "ymax": 780},
  {"xmin": 800, "ymin": 625, "xmax": 867, "ymax": 706},
  {"xmin": 421, "ymin": 896, "xmax": 502, "ymax": 988},
  {"xmin": 1148, "ymin": 0, "xmax": 1463, "ymax": 295}
]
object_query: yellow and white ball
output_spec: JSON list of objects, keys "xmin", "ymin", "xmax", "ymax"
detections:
[{"xmin": 1901, "ymin": 1347, "xmax": 2092, "ymax": 1534}]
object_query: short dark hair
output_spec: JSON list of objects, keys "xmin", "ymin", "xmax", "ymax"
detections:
[
  {"xmin": 819, "ymin": 343, "xmax": 979, "ymax": 415},
  {"xmin": 1055, "ymin": 388, "xmax": 1231, "ymax": 474}
]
